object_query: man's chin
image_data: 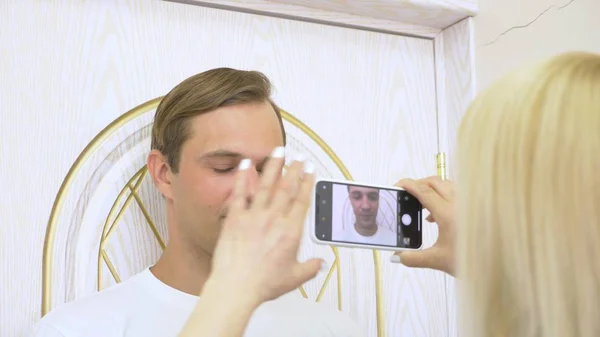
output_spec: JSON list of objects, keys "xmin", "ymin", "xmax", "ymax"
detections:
[{"xmin": 357, "ymin": 221, "xmax": 377, "ymax": 228}]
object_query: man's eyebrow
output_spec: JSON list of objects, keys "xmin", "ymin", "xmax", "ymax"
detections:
[
  {"xmin": 197, "ymin": 150, "xmax": 243, "ymax": 161},
  {"xmin": 197, "ymin": 150, "xmax": 271, "ymax": 167}
]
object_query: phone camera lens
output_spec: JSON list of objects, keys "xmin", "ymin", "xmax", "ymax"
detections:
[
  {"xmin": 322, "ymin": 185, "xmax": 327, "ymax": 189},
  {"xmin": 322, "ymin": 200, "xmax": 327, "ymax": 204}
]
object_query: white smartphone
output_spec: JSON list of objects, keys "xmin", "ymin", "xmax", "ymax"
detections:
[{"xmin": 310, "ymin": 179, "xmax": 423, "ymax": 251}]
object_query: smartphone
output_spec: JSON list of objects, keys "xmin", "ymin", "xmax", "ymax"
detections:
[{"xmin": 310, "ymin": 179, "xmax": 423, "ymax": 251}]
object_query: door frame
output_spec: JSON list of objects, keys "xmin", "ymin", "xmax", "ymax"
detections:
[{"xmin": 165, "ymin": 3, "xmax": 477, "ymax": 337}]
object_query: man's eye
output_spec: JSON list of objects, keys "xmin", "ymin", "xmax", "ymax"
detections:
[{"xmin": 213, "ymin": 167, "xmax": 235, "ymax": 174}]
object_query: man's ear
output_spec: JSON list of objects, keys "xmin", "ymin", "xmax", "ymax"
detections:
[{"xmin": 147, "ymin": 149, "xmax": 174, "ymax": 200}]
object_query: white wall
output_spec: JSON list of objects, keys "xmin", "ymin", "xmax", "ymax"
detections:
[{"xmin": 474, "ymin": 0, "xmax": 600, "ymax": 91}]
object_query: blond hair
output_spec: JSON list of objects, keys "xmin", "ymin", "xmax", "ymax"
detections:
[
  {"xmin": 151, "ymin": 68, "xmax": 285, "ymax": 173},
  {"xmin": 456, "ymin": 52, "xmax": 600, "ymax": 337}
]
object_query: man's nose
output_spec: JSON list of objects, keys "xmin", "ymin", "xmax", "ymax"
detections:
[
  {"xmin": 245, "ymin": 165, "xmax": 261, "ymax": 203},
  {"xmin": 360, "ymin": 200, "xmax": 371, "ymax": 210}
]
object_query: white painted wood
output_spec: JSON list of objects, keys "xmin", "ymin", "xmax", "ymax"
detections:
[
  {"xmin": 433, "ymin": 17, "xmax": 478, "ymax": 337},
  {"xmin": 175, "ymin": 0, "xmax": 441, "ymax": 38},
  {"xmin": 0, "ymin": 0, "xmax": 472, "ymax": 336},
  {"xmin": 435, "ymin": 17, "xmax": 477, "ymax": 178},
  {"xmin": 271, "ymin": 0, "xmax": 478, "ymax": 29}
]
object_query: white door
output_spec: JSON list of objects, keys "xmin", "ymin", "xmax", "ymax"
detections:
[{"xmin": 2, "ymin": 1, "xmax": 449, "ymax": 336}]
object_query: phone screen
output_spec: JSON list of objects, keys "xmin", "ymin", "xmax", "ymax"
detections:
[{"xmin": 314, "ymin": 180, "xmax": 422, "ymax": 249}]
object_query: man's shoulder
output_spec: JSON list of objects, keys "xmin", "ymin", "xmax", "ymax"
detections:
[{"xmin": 31, "ymin": 275, "xmax": 143, "ymax": 337}]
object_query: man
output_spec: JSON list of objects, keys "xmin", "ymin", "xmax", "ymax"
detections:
[
  {"xmin": 29, "ymin": 68, "xmax": 362, "ymax": 336},
  {"xmin": 337, "ymin": 186, "xmax": 396, "ymax": 246}
]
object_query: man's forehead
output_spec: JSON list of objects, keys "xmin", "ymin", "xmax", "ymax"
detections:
[
  {"xmin": 349, "ymin": 186, "xmax": 379, "ymax": 193},
  {"xmin": 193, "ymin": 130, "xmax": 283, "ymax": 159},
  {"xmin": 185, "ymin": 104, "xmax": 285, "ymax": 160}
]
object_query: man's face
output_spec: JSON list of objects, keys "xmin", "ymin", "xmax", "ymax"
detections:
[
  {"xmin": 169, "ymin": 101, "xmax": 284, "ymax": 254},
  {"xmin": 348, "ymin": 186, "xmax": 380, "ymax": 228}
]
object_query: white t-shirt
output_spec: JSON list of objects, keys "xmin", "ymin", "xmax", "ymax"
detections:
[
  {"xmin": 336, "ymin": 224, "xmax": 397, "ymax": 247},
  {"xmin": 27, "ymin": 268, "xmax": 364, "ymax": 337}
]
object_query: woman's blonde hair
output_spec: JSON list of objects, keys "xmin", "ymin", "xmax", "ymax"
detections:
[{"xmin": 456, "ymin": 52, "xmax": 600, "ymax": 337}]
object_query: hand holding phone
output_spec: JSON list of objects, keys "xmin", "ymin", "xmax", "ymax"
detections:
[
  {"xmin": 390, "ymin": 177, "xmax": 457, "ymax": 276},
  {"xmin": 311, "ymin": 179, "xmax": 423, "ymax": 251}
]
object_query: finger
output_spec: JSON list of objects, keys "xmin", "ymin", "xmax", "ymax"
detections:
[
  {"xmin": 396, "ymin": 178, "xmax": 446, "ymax": 217},
  {"xmin": 286, "ymin": 163, "xmax": 315, "ymax": 224},
  {"xmin": 394, "ymin": 178, "xmax": 412, "ymax": 188},
  {"xmin": 390, "ymin": 249, "xmax": 440, "ymax": 270},
  {"xmin": 423, "ymin": 176, "xmax": 455, "ymax": 201},
  {"xmin": 290, "ymin": 258, "xmax": 323, "ymax": 285},
  {"xmin": 251, "ymin": 146, "xmax": 286, "ymax": 209},
  {"xmin": 228, "ymin": 158, "xmax": 251, "ymax": 216},
  {"xmin": 269, "ymin": 157, "xmax": 306, "ymax": 215}
]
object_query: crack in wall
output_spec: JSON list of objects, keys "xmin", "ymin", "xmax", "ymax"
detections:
[
  {"xmin": 482, "ymin": 0, "xmax": 578, "ymax": 47},
  {"xmin": 558, "ymin": 0, "xmax": 577, "ymax": 10}
]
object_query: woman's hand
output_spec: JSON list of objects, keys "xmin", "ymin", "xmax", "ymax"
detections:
[
  {"xmin": 206, "ymin": 147, "xmax": 323, "ymax": 305},
  {"xmin": 391, "ymin": 176, "xmax": 457, "ymax": 276}
]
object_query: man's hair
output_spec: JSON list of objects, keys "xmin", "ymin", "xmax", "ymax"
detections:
[{"xmin": 151, "ymin": 67, "xmax": 286, "ymax": 173}]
